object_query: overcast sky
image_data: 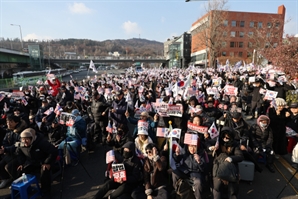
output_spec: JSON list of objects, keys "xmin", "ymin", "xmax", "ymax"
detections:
[{"xmin": 1, "ymin": 0, "xmax": 297, "ymax": 43}]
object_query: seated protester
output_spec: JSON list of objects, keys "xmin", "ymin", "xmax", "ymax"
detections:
[
  {"xmin": 46, "ymin": 96, "xmax": 57, "ymax": 109},
  {"xmin": 0, "ymin": 115, "xmax": 27, "ymax": 189},
  {"xmin": 58, "ymin": 86, "xmax": 74, "ymax": 108},
  {"xmin": 93, "ymin": 141, "xmax": 143, "ymax": 199},
  {"xmin": 14, "ymin": 128, "xmax": 58, "ymax": 198},
  {"xmin": 63, "ymin": 101, "xmax": 79, "ymax": 114},
  {"xmin": 35, "ymin": 99, "xmax": 55, "ymax": 124},
  {"xmin": 28, "ymin": 114, "xmax": 39, "ymax": 132},
  {"xmin": 250, "ymin": 115, "xmax": 275, "ymax": 173},
  {"xmin": 172, "ymin": 138, "xmax": 206, "ymax": 199},
  {"xmin": 106, "ymin": 124, "xmax": 133, "ymax": 155},
  {"xmin": 287, "ymin": 102, "xmax": 298, "ymax": 136},
  {"xmin": 58, "ymin": 109, "xmax": 87, "ymax": 161},
  {"xmin": 228, "ymin": 95, "xmax": 241, "ymax": 109},
  {"xmin": 212, "ymin": 127, "xmax": 243, "ymax": 199},
  {"xmin": 135, "ymin": 129, "xmax": 153, "ymax": 157},
  {"xmin": 194, "ymin": 105, "xmax": 213, "ymax": 127},
  {"xmin": 40, "ymin": 118, "xmax": 66, "ymax": 147},
  {"xmin": 186, "ymin": 96, "xmax": 199, "ymax": 120},
  {"xmin": 125, "ymin": 111, "xmax": 158, "ymax": 143},
  {"xmin": 204, "ymin": 99, "xmax": 220, "ymax": 120},
  {"xmin": 131, "ymin": 143, "xmax": 168, "ymax": 199},
  {"xmin": 13, "ymin": 107, "xmax": 30, "ymax": 127},
  {"xmin": 220, "ymin": 111, "xmax": 262, "ymax": 173}
]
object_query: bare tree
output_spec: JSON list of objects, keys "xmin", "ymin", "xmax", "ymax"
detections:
[
  {"xmin": 247, "ymin": 16, "xmax": 287, "ymax": 66},
  {"xmin": 191, "ymin": 0, "xmax": 229, "ymax": 68}
]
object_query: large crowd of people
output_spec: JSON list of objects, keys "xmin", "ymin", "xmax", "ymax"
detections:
[{"xmin": 0, "ymin": 64, "xmax": 297, "ymax": 199}]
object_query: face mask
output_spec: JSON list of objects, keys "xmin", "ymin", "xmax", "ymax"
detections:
[
  {"xmin": 260, "ymin": 122, "xmax": 267, "ymax": 128},
  {"xmin": 123, "ymin": 151, "xmax": 132, "ymax": 159},
  {"xmin": 25, "ymin": 92, "xmax": 29, "ymax": 95},
  {"xmin": 253, "ymin": 84, "xmax": 257, "ymax": 87},
  {"xmin": 268, "ymin": 82, "xmax": 276, "ymax": 87},
  {"xmin": 47, "ymin": 100, "xmax": 51, "ymax": 103}
]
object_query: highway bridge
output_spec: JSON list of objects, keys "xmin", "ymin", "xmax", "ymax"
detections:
[{"xmin": 0, "ymin": 47, "xmax": 167, "ymax": 65}]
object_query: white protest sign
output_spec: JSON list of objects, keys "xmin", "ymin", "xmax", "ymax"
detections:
[{"xmin": 168, "ymin": 104, "xmax": 183, "ymax": 117}]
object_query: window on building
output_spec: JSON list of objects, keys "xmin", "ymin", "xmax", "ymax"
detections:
[
  {"xmin": 239, "ymin": 32, "xmax": 244, "ymax": 38},
  {"xmin": 273, "ymin": 43, "xmax": 278, "ymax": 48},
  {"xmin": 230, "ymin": 42, "xmax": 235, "ymax": 47},
  {"xmin": 239, "ymin": 42, "xmax": 243, "ymax": 48},
  {"xmin": 222, "ymin": 42, "xmax": 226, "ymax": 47},
  {"xmin": 258, "ymin": 22, "xmax": 263, "ymax": 28},
  {"xmin": 230, "ymin": 31, "xmax": 236, "ymax": 37},
  {"xmin": 265, "ymin": 42, "xmax": 270, "ymax": 48},
  {"xmin": 231, "ymin": 20, "xmax": 236, "ymax": 27},
  {"xmin": 240, "ymin": 21, "xmax": 245, "ymax": 27},
  {"xmin": 222, "ymin": 52, "xmax": 226, "ymax": 56},
  {"xmin": 223, "ymin": 31, "xmax": 227, "ymax": 37},
  {"xmin": 247, "ymin": 52, "xmax": 251, "ymax": 57},
  {"xmin": 267, "ymin": 22, "xmax": 272, "ymax": 28},
  {"xmin": 230, "ymin": 52, "xmax": 234, "ymax": 57},
  {"xmin": 248, "ymin": 32, "xmax": 253, "ymax": 37},
  {"xmin": 248, "ymin": 42, "xmax": 253, "ymax": 48},
  {"xmin": 250, "ymin": 21, "xmax": 254, "ymax": 27},
  {"xmin": 266, "ymin": 33, "xmax": 271, "ymax": 37},
  {"xmin": 275, "ymin": 22, "xmax": 280, "ymax": 28},
  {"xmin": 223, "ymin": 20, "xmax": 228, "ymax": 26},
  {"xmin": 239, "ymin": 52, "xmax": 243, "ymax": 57}
]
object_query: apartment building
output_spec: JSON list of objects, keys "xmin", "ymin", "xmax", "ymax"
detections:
[{"xmin": 190, "ymin": 5, "xmax": 285, "ymax": 66}]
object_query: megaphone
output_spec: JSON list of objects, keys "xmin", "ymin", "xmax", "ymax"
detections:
[{"xmin": 177, "ymin": 81, "xmax": 184, "ymax": 87}]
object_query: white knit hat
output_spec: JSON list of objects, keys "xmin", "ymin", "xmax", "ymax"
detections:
[{"xmin": 275, "ymin": 98, "xmax": 286, "ymax": 106}]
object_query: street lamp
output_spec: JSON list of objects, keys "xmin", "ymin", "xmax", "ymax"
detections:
[{"xmin": 10, "ymin": 24, "xmax": 23, "ymax": 50}]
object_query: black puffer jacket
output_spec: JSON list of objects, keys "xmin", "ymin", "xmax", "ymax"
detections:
[
  {"xmin": 250, "ymin": 115, "xmax": 273, "ymax": 150},
  {"xmin": 16, "ymin": 133, "xmax": 58, "ymax": 167},
  {"xmin": 90, "ymin": 95, "xmax": 109, "ymax": 121},
  {"xmin": 119, "ymin": 141, "xmax": 143, "ymax": 184}
]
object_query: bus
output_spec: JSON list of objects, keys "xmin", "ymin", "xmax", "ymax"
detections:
[
  {"xmin": 134, "ymin": 62, "xmax": 143, "ymax": 73},
  {"xmin": 12, "ymin": 68, "xmax": 67, "ymax": 86}
]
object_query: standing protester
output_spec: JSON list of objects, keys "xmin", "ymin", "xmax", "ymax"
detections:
[
  {"xmin": 89, "ymin": 91, "xmax": 109, "ymax": 144},
  {"xmin": 268, "ymin": 98, "xmax": 291, "ymax": 156}
]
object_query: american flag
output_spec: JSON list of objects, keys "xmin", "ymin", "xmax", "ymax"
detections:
[
  {"xmin": 44, "ymin": 107, "xmax": 53, "ymax": 115},
  {"xmin": 0, "ymin": 94, "xmax": 4, "ymax": 102},
  {"xmin": 106, "ymin": 150, "xmax": 115, "ymax": 164},
  {"xmin": 208, "ymin": 122, "xmax": 219, "ymax": 139},
  {"xmin": 145, "ymin": 101, "xmax": 152, "ymax": 112},
  {"xmin": 184, "ymin": 133, "xmax": 198, "ymax": 146},
  {"xmin": 54, "ymin": 104, "xmax": 63, "ymax": 115},
  {"xmin": 106, "ymin": 121, "xmax": 113, "ymax": 133},
  {"xmin": 156, "ymin": 127, "xmax": 168, "ymax": 137},
  {"xmin": 135, "ymin": 148, "xmax": 145, "ymax": 159}
]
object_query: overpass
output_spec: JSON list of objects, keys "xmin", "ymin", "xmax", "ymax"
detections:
[{"xmin": 0, "ymin": 48, "xmax": 167, "ymax": 65}]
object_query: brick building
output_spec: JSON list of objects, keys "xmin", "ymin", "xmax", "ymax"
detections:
[{"xmin": 190, "ymin": 5, "xmax": 285, "ymax": 67}]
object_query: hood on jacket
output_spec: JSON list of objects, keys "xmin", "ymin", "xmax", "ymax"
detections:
[
  {"xmin": 20, "ymin": 128, "xmax": 37, "ymax": 142},
  {"xmin": 122, "ymin": 141, "xmax": 136, "ymax": 153},
  {"xmin": 257, "ymin": 115, "xmax": 270, "ymax": 126},
  {"xmin": 14, "ymin": 119, "xmax": 28, "ymax": 134},
  {"xmin": 220, "ymin": 126, "xmax": 235, "ymax": 140}
]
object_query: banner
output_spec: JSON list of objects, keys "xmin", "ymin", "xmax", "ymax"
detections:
[
  {"xmin": 112, "ymin": 163, "xmax": 127, "ymax": 182},
  {"xmin": 187, "ymin": 122, "xmax": 208, "ymax": 134},
  {"xmin": 59, "ymin": 112, "xmax": 76, "ymax": 127},
  {"xmin": 224, "ymin": 85, "xmax": 238, "ymax": 96},
  {"xmin": 168, "ymin": 104, "xmax": 183, "ymax": 117},
  {"xmin": 137, "ymin": 120, "xmax": 148, "ymax": 132}
]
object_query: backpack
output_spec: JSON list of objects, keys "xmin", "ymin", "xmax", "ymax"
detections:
[
  {"xmin": 175, "ymin": 179, "xmax": 195, "ymax": 199},
  {"xmin": 292, "ymin": 143, "xmax": 298, "ymax": 163},
  {"xmin": 213, "ymin": 153, "xmax": 238, "ymax": 182}
]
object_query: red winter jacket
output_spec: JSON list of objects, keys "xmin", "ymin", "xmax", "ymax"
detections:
[{"xmin": 47, "ymin": 78, "xmax": 61, "ymax": 97}]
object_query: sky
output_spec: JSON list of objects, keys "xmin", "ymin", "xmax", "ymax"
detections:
[{"xmin": 0, "ymin": 0, "xmax": 297, "ymax": 43}]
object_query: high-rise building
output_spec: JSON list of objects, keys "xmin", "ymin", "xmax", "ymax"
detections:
[{"xmin": 190, "ymin": 5, "xmax": 285, "ymax": 67}]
